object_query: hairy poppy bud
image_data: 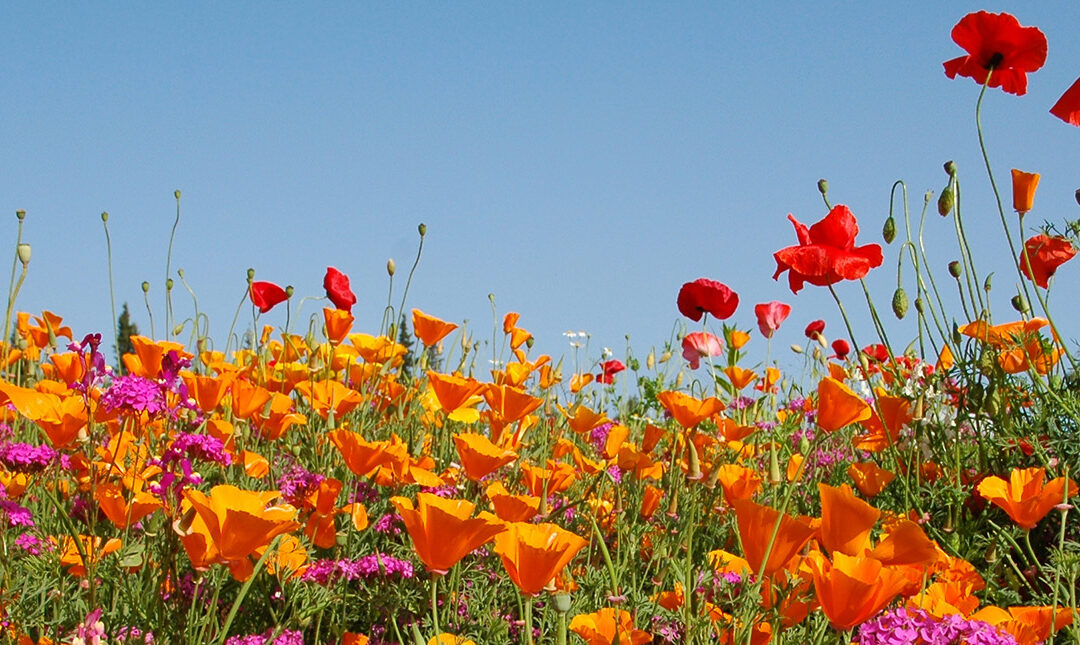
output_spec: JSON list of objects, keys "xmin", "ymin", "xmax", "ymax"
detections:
[
  {"xmin": 418, "ymin": 222, "xmax": 427, "ymax": 236},
  {"xmin": 938, "ymin": 185, "xmax": 954, "ymax": 216},
  {"xmin": 914, "ymin": 297, "xmax": 925, "ymax": 314},
  {"xmin": 882, "ymin": 216, "xmax": 896, "ymax": 244},
  {"xmin": 173, "ymin": 323, "xmax": 185, "ymax": 336},
  {"xmin": 658, "ymin": 351, "xmax": 671, "ymax": 364},
  {"xmin": 983, "ymin": 274, "xmax": 992, "ymax": 293},
  {"xmin": 817, "ymin": 179, "xmax": 829, "ymax": 195},
  {"xmin": 944, "ymin": 160, "xmax": 957, "ymax": 177},
  {"xmin": 101, "ymin": 211, "xmax": 109, "ymax": 222},
  {"xmin": 166, "ymin": 278, "xmax": 174, "ymax": 291},
  {"xmin": 1011, "ymin": 294, "xmax": 1029, "ymax": 313},
  {"xmin": 948, "ymin": 261, "xmax": 962, "ymax": 278},
  {"xmin": 174, "ymin": 190, "xmax": 181, "ymax": 199},
  {"xmin": 629, "ymin": 357, "xmax": 640, "ymax": 371},
  {"xmin": 141, "ymin": 281, "xmax": 150, "ymax": 293},
  {"xmin": 892, "ymin": 287, "xmax": 908, "ymax": 319},
  {"xmin": 247, "ymin": 268, "xmax": 256, "ymax": 282},
  {"xmin": 386, "ymin": 258, "xmax": 396, "ymax": 276},
  {"xmin": 285, "ymin": 285, "xmax": 294, "ymax": 297},
  {"xmin": 646, "ymin": 349, "xmax": 655, "ymax": 370},
  {"xmin": 812, "ymin": 346, "xmax": 822, "ymax": 361},
  {"xmin": 526, "ymin": 337, "xmax": 535, "ymax": 349},
  {"xmin": 790, "ymin": 344, "xmax": 803, "ymax": 354},
  {"xmin": 15, "ymin": 209, "xmax": 26, "ymax": 221},
  {"xmin": 16, "ymin": 243, "xmax": 31, "ymax": 266}
]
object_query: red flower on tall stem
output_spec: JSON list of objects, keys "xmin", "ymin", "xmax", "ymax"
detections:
[
  {"xmin": 1020, "ymin": 234, "xmax": 1077, "ymax": 288},
  {"xmin": 772, "ymin": 205, "xmax": 883, "ymax": 293},
  {"xmin": 323, "ymin": 267, "xmax": 356, "ymax": 312},
  {"xmin": 596, "ymin": 360, "xmax": 625, "ymax": 385},
  {"xmin": 942, "ymin": 11, "xmax": 1047, "ymax": 96},
  {"xmin": 249, "ymin": 281, "xmax": 288, "ymax": 314},
  {"xmin": 754, "ymin": 301, "xmax": 792, "ymax": 339},
  {"xmin": 1051, "ymin": 77, "xmax": 1080, "ymax": 126},
  {"xmin": 677, "ymin": 278, "xmax": 739, "ymax": 322}
]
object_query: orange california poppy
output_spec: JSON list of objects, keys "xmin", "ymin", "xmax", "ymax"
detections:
[
  {"xmin": 959, "ymin": 318, "xmax": 1062, "ymax": 375},
  {"xmin": 640, "ymin": 485, "xmax": 664, "ymax": 519},
  {"xmin": 483, "ymin": 384, "xmax": 542, "ymax": 426},
  {"xmin": 727, "ymin": 329, "xmax": 751, "ymax": 350},
  {"xmin": 560, "ymin": 404, "xmax": 608, "ymax": 435},
  {"xmin": 180, "ymin": 370, "xmax": 233, "ymax": 414},
  {"xmin": 229, "ymin": 379, "xmax": 274, "ymax": 420},
  {"xmin": 486, "ymin": 482, "xmax": 541, "ymax": 523},
  {"xmin": 1011, "ymin": 169, "xmax": 1040, "ymax": 214},
  {"xmin": 816, "ymin": 377, "xmax": 872, "ymax": 432},
  {"xmin": 656, "ymin": 390, "xmax": 725, "ymax": 429},
  {"xmin": 183, "ymin": 484, "xmax": 300, "ymax": 581},
  {"xmin": 453, "ymin": 432, "xmax": 518, "ymax": 481},
  {"xmin": 122, "ymin": 336, "xmax": 190, "ymax": 379},
  {"xmin": 569, "ymin": 608, "xmax": 651, "ymax": 645},
  {"xmin": 323, "ymin": 307, "xmax": 354, "ymax": 345},
  {"xmin": 818, "ymin": 482, "xmax": 880, "ymax": 556},
  {"xmin": 714, "ymin": 464, "xmax": 762, "ymax": 503},
  {"xmin": 57, "ymin": 534, "xmax": 122, "ymax": 577},
  {"xmin": 426, "ymin": 372, "xmax": 485, "ymax": 416},
  {"xmin": 328, "ymin": 429, "xmax": 393, "ymax": 477},
  {"xmin": 293, "ymin": 378, "xmax": 365, "ymax": 420},
  {"xmin": 805, "ymin": 550, "xmax": 911, "ymax": 630},
  {"xmin": 847, "ymin": 462, "xmax": 895, "ymax": 498},
  {"xmin": 492, "ymin": 522, "xmax": 587, "ymax": 595},
  {"xmin": 94, "ymin": 482, "xmax": 161, "ymax": 529},
  {"xmin": 412, "ymin": 309, "xmax": 459, "ymax": 347},
  {"xmin": 241, "ymin": 451, "xmax": 270, "ymax": 478},
  {"xmin": 731, "ymin": 498, "xmax": 815, "ymax": 576},
  {"xmin": 390, "ymin": 492, "xmax": 504, "ymax": 575},
  {"xmin": 723, "ymin": 366, "xmax": 759, "ymax": 391},
  {"xmin": 251, "ymin": 392, "xmax": 307, "ymax": 441},
  {"xmin": 754, "ymin": 366, "xmax": 781, "ymax": 393},
  {"xmin": 869, "ymin": 520, "xmax": 939, "ymax": 567},
  {"xmin": 569, "ymin": 372, "xmax": 594, "ymax": 393},
  {"xmin": 976, "ymin": 467, "xmax": 1077, "ymax": 530},
  {"xmin": 971, "ymin": 605, "xmax": 1073, "ymax": 645},
  {"xmin": 520, "ymin": 460, "xmax": 577, "ymax": 497}
]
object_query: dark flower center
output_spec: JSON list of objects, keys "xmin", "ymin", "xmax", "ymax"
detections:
[{"xmin": 984, "ymin": 52, "xmax": 1004, "ymax": 69}]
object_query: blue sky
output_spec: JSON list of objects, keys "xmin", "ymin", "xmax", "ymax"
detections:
[{"xmin": 3, "ymin": 3, "xmax": 1079, "ymax": 375}]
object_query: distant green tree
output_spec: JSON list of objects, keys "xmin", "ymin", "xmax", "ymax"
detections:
[
  {"xmin": 116, "ymin": 302, "xmax": 138, "ymax": 371},
  {"xmin": 397, "ymin": 314, "xmax": 416, "ymax": 379}
]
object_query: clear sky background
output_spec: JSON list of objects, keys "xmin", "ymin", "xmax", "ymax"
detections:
[{"xmin": 3, "ymin": 3, "xmax": 1079, "ymax": 375}]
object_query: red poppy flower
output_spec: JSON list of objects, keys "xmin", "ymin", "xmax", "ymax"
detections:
[
  {"xmin": 804, "ymin": 320, "xmax": 825, "ymax": 340},
  {"xmin": 1051, "ymin": 77, "xmax": 1080, "ymax": 125},
  {"xmin": 831, "ymin": 339, "xmax": 850, "ymax": 360},
  {"xmin": 249, "ymin": 281, "xmax": 288, "ymax": 314},
  {"xmin": 596, "ymin": 359, "xmax": 625, "ymax": 384},
  {"xmin": 323, "ymin": 266, "xmax": 356, "ymax": 312},
  {"xmin": 861, "ymin": 344, "xmax": 889, "ymax": 363},
  {"xmin": 1020, "ymin": 234, "xmax": 1077, "ymax": 288},
  {"xmin": 942, "ymin": 11, "xmax": 1047, "ymax": 96},
  {"xmin": 681, "ymin": 332, "xmax": 723, "ymax": 370},
  {"xmin": 677, "ymin": 278, "xmax": 739, "ymax": 322},
  {"xmin": 754, "ymin": 301, "xmax": 791, "ymax": 339},
  {"xmin": 772, "ymin": 205, "xmax": 883, "ymax": 293}
]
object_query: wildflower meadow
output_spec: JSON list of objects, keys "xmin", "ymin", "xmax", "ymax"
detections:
[{"xmin": 5, "ymin": 9, "xmax": 1080, "ymax": 645}]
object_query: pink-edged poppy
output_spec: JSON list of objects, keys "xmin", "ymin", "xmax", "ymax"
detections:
[
  {"xmin": 249, "ymin": 281, "xmax": 288, "ymax": 314},
  {"xmin": 754, "ymin": 301, "xmax": 792, "ymax": 339},
  {"xmin": 942, "ymin": 11, "xmax": 1047, "ymax": 96},
  {"xmin": 1020, "ymin": 234, "xmax": 1077, "ymax": 288},
  {"xmin": 677, "ymin": 278, "xmax": 739, "ymax": 322},
  {"xmin": 861, "ymin": 344, "xmax": 889, "ymax": 363},
  {"xmin": 772, "ymin": 205, "xmax": 883, "ymax": 293},
  {"xmin": 681, "ymin": 332, "xmax": 723, "ymax": 370},
  {"xmin": 323, "ymin": 267, "xmax": 356, "ymax": 312},
  {"xmin": 1051, "ymin": 77, "xmax": 1080, "ymax": 126},
  {"xmin": 596, "ymin": 360, "xmax": 625, "ymax": 385},
  {"xmin": 831, "ymin": 339, "xmax": 850, "ymax": 360},
  {"xmin": 804, "ymin": 320, "xmax": 825, "ymax": 340}
]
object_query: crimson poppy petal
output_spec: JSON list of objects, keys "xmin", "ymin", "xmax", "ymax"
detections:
[{"xmin": 1051, "ymin": 77, "xmax": 1080, "ymax": 126}]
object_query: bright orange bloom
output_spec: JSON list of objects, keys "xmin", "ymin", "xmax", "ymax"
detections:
[
  {"xmin": 486, "ymin": 481, "xmax": 540, "ymax": 523},
  {"xmin": 971, "ymin": 605, "xmax": 1073, "ymax": 645},
  {"xmin": 241, "ymin": 451, "xmax": 270, "ymax": 478},
  {"xmin": 714, "ymin": 464, "xmax": 762, "ymax": 503},
  {"xmin": 390, "ymin": 493, "xmax": 504, "ymax": 575},
  {"xmin": 656, "ymin": 390, "xmax": 725, "ymax": 429},
  {"xmin": 870, "ymin": 520, "xmax": 939, "ymax": 567},
  {"xmin": 848, "ymin": 461, "xmax": 895, "ymax": 497},
  {"xmin": 492, "ymin": 522, "xmax": 587, "ymax": 595},
  {"xmin": 816, "ymin": 377, "xmax": 872, "ymax": 432},
  {"xmin": 251, "ymin": 391, "xmax": 307, "ymax": 441},
  {"xmin": 229, "ymin": 379, "xmax": 274, "ymax": 420},
  {"xmin": 818, "ymin": 482, "xmax": 879, "ymax": 556},
  {"xmin": 731, "ymin": 498, "xmax": 815, "ymax": 576},
  {"xmin": 122, "ymin": 335, "xmax": 190, "ymax": 379},
  {"xmin": 181, "ymin": 370, "xmax": 234, "ymax": 414},
  {"xmin": 293, "ymin": 378, "xmax": 365, "ymax": 420},
  {"xmin": 56, "ymin": 534, "xmax": 122, "ymax": 576},
  {"xmin": 723, "ymin": 366, "xmax": 759, "ymax": 391},
  {"xmin": 182, "ymin": 485, "xmax": 300, "ymax": 581},
  {"xmin": 0, "ymin": 382, "xmax": 87, "ymax": 447},
  {"xmin": 754, "ymin": 366, "xmax": 781, "ymax": 393},
  {"xmin": 727, "ymin": 329, "xmax": 751, "ymax": 350},
  {"xmin": 323, "ymin": 307, "xmax": 355, "ymax": 344},
  {"xmin": 569, "ymin": 372, "xmax": 594, "ymax": 393},
  {"xmin": 976, "ymin": 467, "xmax": 1077, "ymax": 530},
  {"xmin": 94, "ymin": 482, "xmax": 160, "ymax": 529},
  {"xmin": 453, "ymin": 432, "xmax": 518, "ymax": 481},
  {"xmin": 328, "ymin": 429, "xmax": 393, "ymax": 477},
  {"xmin": 959, "ymin": 318, "xmax": 1063, "ymax": 375},
  {"xmin": 640, "ymin": 485, "xmax": 664, "ymax": 519},
  {"xmin": 426, "ymin": 372, "xmax": 485, "ymax": 416},
  {"xmin": 520, "ymin": 460, "xmax": 577, "ymax": 497},
  {"xmin": 1011, "ymin": 168, "xmax": 1040, "ymax": 214},
  {"xmin": 412, "ymin": 309, "xmax": 459, "ymax": 346},
  {"xmin": 483, "ymin": 384, "xmax": 542, "ymax": 425},
  {"xmin": 560, "ymin": 404, "xmax": 608, "ymax": 434},
  {"xmin": 805, "ymin": 550, "xmax": 911, "ymax": 630},
  {"xmin": 569, "ymin": 608, "xmax": 652, "ymax": 645}
]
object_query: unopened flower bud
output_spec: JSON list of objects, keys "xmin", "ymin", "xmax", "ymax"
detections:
[
  {"xmin": 285, "ymin": 285, "xmax": 294, "ymax": 297},
  {"xmin": 983, "ymin": 273, "xmax": 992, "ymax": 293},
  {"xmin": 798, "ymin": 436, "xmax": 811, "ymax": 455},
  {"xmin": 938, "ymin": 185, "xmax": 954, "ymax": 216},
  {"xmin": 1011, "ymin": 294, "xmax": 1029, "ymax": 314},
  {"xmin": 914, "ymin": 297, "xmax": 925, "ymax": 314},
  {"xmin": 944, "ymin": 160, "xmax": 957, "ymax": 177},
  {"xmin": 15, "ymin": 209, "xmax": 26, "ymax": 221},
  {"xmin": 817, "ymin": 179, "xmax": 829, "ymax": 196},
  {"xmin": 790, "ymin": 344, "xmax": 803, "ymax": 354},
  {"xmin": 174, "ymin": 190, "xmax": 181, "ymax": 199},
  {"xmin": 646, "ymin": 349, "xmax": 655, "ymax": 370},
  {"xmin": 173, "ymin": 323, "xmax": 185, "ymax": 336},
  {"xmin": 177, "ymin": 268, "xmax": 185, "ymax": 278},
  {"xmin": 141, "ymin": 281, "xmax": 150, "ymax": 293},
  {"xmin": 658, "ymin": 351, "xmax": 671, "ymax": 364},
  {"xmin": 101, "ymin": 211, "xmax": 109, "ymax": 222},
  {"xmin": 526, "ymin": 337, "xmax": 535, "ymax": 349},
  {"xmin": 418, "ymin": 223, "xmax": 427, "ymax": 236},
  {"xmin": 629, "ymin": 357, "xmax": 639, "ymax": 371},
  {"xmin": 948, "ymin": 261, "xmax": 962, "ymax": 278},
  {"xmin": 247, "ymin": 268, "xmax": 256, "ymax": 282},
  {"xmin": 166, "ymin": 278, "xmax": 174, "ymax": 291},
  {"xmin": 386, "ymin": 258, "xmax": 396, "ymax": 276},
  {"xmin": 16, "ymin": 243, "xmax": 31, "ymax": 266},
  {"xmin": 554, "ymin": 592, "xmax": 572, "ymax": 613},
  {"xmin": 812, "ymin": 346, "xmax": 823, "ymax": 361},
  {"xmin": 892, "ymin": 287, "xmax": 909, "ymax": 319},
  {"xmin": 882, "ymin": 216, "xmax": 896, "ymax": 244}
]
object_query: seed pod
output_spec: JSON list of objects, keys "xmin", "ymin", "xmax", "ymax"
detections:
[
  {"xmin": 15, "ymin": 209, "xmax": 26, "ymax": 221},
  {"xmin": 817, "ymin": 179, "xmax": 829, "ymax": 196},
  {"xmin": 914, "ymin": 297, "xmax": 925, "ymax": 314},
  {"xmin": 141, "ymin": 281, "xmax": 150, "ymax": 293},
  {"xmin": 1011, "ymin": 294, "xmax": 1029, "ymax": 314},
  {"xmin": 938, "ymin": 185, "xmax": 955, "ymax": 216},
  {"xmin": 882, "ymin": 216, "xmax": 896, "ymax": 244},
  {"xmin": 418, "ymin": 222, "xmax": 427, "ymax": 236},
  {"xmin": 101, "ymin": 211, "xmax": 109, "ymax": 222},
  {"xmin": 892, "ymin": 287, "xmax": 909, "ymax": 319},
  {"xmin": 948, "ymin": 261, "xmax": 962, "ymax": 278},
  {"xmin": 386, "ymin": 258, "xmax": 396, "ymax": 276},
  {"xmin": 944, "ymin": 160, "xmax": 957, "ymax": 177},
  {"xmin": 247, "ymin": 268, "xmax": 256, "ymax": 282},
  {"xmin": 16, "ymin": 243, "xmax": 31, "ymax": 266}
]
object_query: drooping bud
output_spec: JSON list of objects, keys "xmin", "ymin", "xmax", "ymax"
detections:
[
  {"xmin": 15, "ymin": 209, "xmax": 26, "ymax": 221},
  {"xmin": 173, "ymin": 323, "xmax": 186, "ymax": 336},
  {"xmin": 944, "ymin": 160, "xmax": 957, "ymax": 177},
  {"xmin": 386, "ymin": 258, "xmax": 396, "ymax": 276},
  {"xmin": 882, "ymin": 216, "xmax": 896, "ymax": 244},
  {"xmin": 16, "ymin": 243, "xmax": 31, "ymax": 266},
  {"xmin": 1011, "ymin": 294, "xmax": 1029, "ymax": 314},
  {"xmin": 177, "ymin": 268, "xmax": 185, "ymax": 278},
  {"xmin": 948, "ymin": 261, "xmax": 962, "ymax": 278},
  {"xmin": 938, "ymin": 184, "xmax": 954, "ymax": 216},
  {"xmin": 101, "ymin": 211, "xmax": 109, "ymax": 222},
  {"xmin": 628, "ymin": 357, "xmax": 639, "ymax": 371},
  {"xmin": 817, "ymin": 179, "xmax": 829, "ymax": 196},
  {"xmin": 891, "ymin": 287, "xmax": 908, "ymax": 319},
  {"xmin": 983, "ymin": 273, "xmax": 992, "ymax": 293},
  {"xmin": 790, "ymin": 344, "xmax": 803, "ymax": 354}
]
